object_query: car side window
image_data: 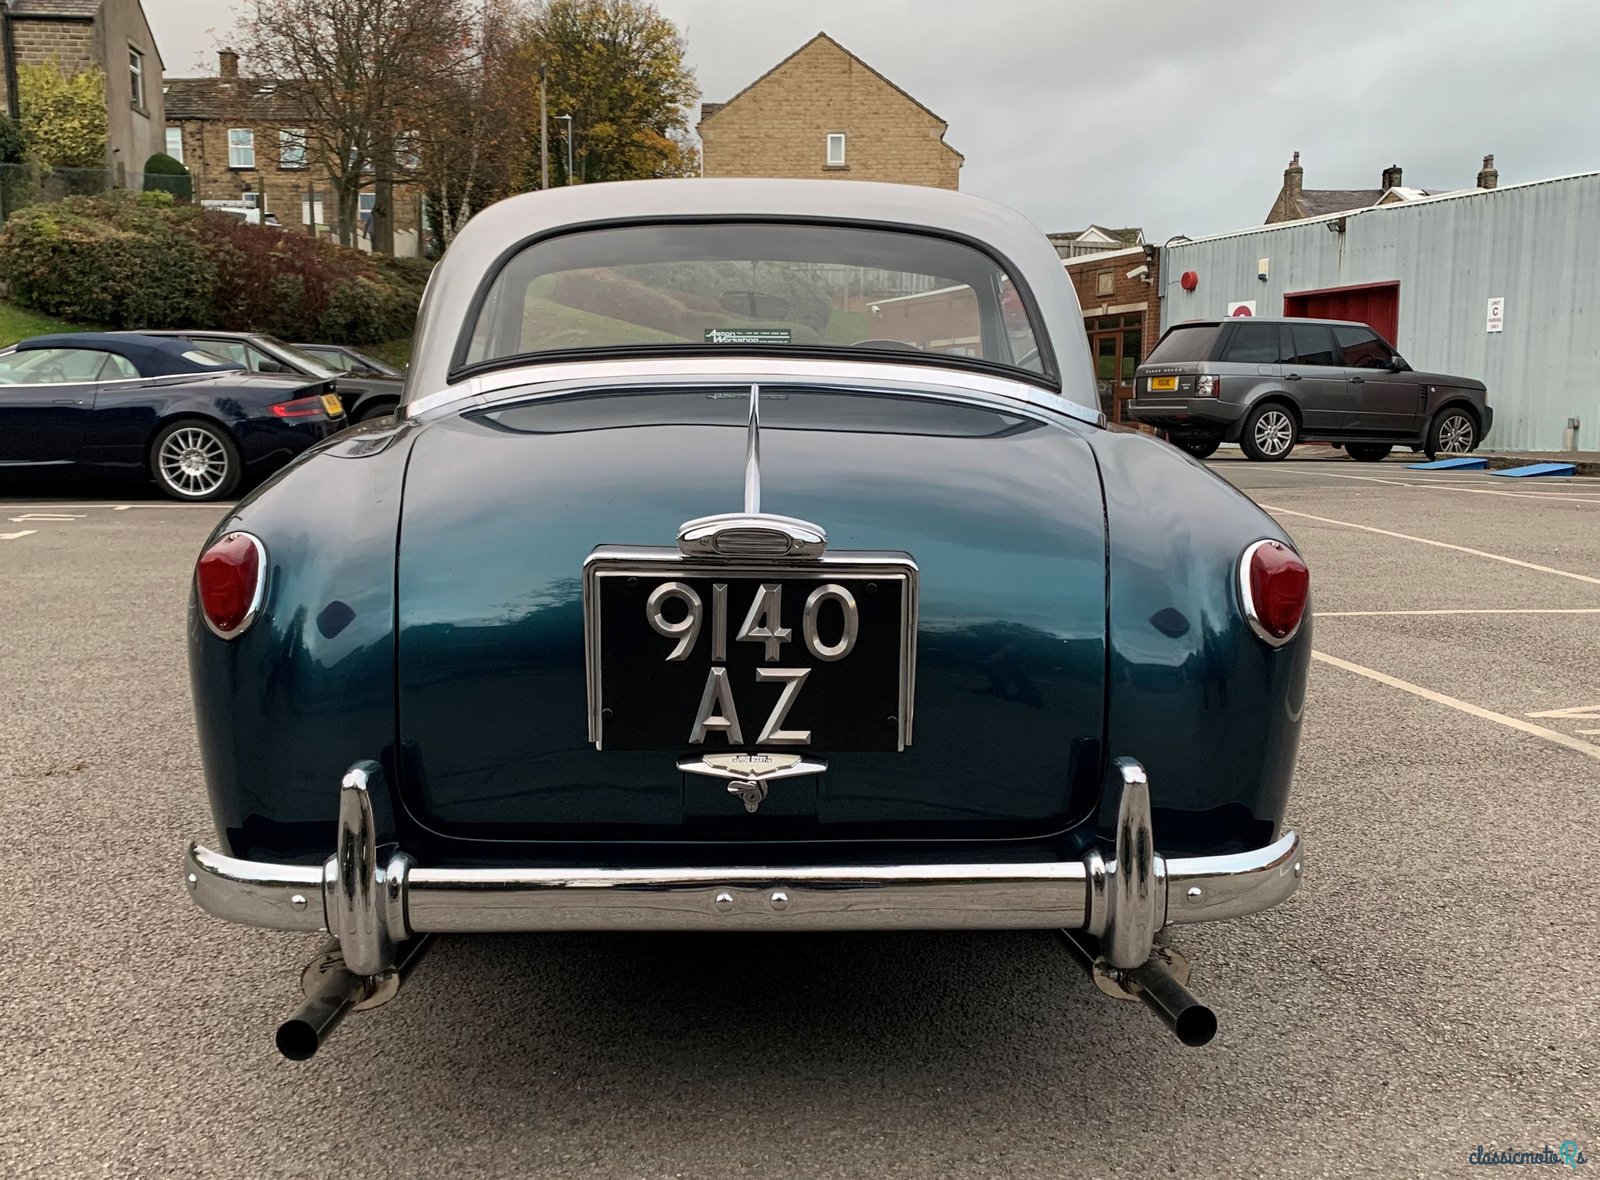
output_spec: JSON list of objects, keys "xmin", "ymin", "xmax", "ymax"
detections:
[
  {"xmin": 1222, "ymin": 323, "xmax": 1285, "ymax": 364},
  {"xmin": 1287, "ymin": 324, "xmax": 1339, "ymax": 367},
  {"xmin": 0, "ymin": 347, "xmax": 112, "ymax": 384},
  {"xmin": 195, "ymin": 339, "xmax": 251, "ymax": 368},
  {"xmin": 245, "ymin": 345, "xmax": 289, "ymax": 373},
  {"xmin": 1334, "ymin": 325, "xmax": 1394, "ymax": 368},
  {"xmin": 98, "ymin": 352, "xmax": 142, "ymax": 380},
  {"xmin": 307, "ymin": 348, "xmax": 356, "ymax": 373}
]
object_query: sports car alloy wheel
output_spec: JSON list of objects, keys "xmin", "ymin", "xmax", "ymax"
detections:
[
  {"xmin": 156, "ymin": 424, "xmax": 238, "ymax": 500},
  {"xmin": 1438, "ymin": 413, "xmax": 1475, "ymax": 453}
]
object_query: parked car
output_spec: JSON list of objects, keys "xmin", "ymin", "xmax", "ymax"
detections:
[
  {"xmin": 292, "ymin": 342, "xmax": 405, "ymax": 380},
  {"xmin": 1128, "ymin": 317, "xmax": 1492, "ymax": 462},
  {"xmin": 0, "ymin": 332, "xmax": 343, "ymax": 501},
  {"xmin": 129, "ymin": 330, "xmax": 403, "ymax": 423},
  {"xmin": 182, "ymin": 179, "xmax": 1309, "ymax": 1059}
]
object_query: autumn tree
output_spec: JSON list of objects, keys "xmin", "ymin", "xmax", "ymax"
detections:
[
  {"xmin": 234, "ymin": 0, "xmax": 474, "ymax": 250},
  {"xmin": 417, "ymin": 0, "xmax": 540, "ymax": 246},
  {"xmin": 519, "ymin": 0, "xmax": 699, "ymax": 186}
]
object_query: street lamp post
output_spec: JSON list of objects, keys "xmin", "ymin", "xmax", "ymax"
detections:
[{"xmin": 557, "ymin": 114, "xmax": 574, "ymax": 184}]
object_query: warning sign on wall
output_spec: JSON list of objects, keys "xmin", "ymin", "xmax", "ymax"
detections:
[{"xmin": 1486, "ymin": 297, "xmax": 1505, "ymax": 333}]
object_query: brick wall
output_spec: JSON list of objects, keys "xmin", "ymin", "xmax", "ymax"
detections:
[
  {"xmin": 173, "ymin": 118, "xmax": 421, "ymax": 249},
  {"xmin": 1063, "ymin": 248, "xmax": 1160, "ymax": 424},
  {"xmin": 700, "ymin": 35, "xmax": 961, "ymax": 189}
]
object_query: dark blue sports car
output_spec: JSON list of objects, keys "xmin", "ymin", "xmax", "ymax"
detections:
[{"xmin": 0, "ymin": 332, "xmax": 345, "ymax": 500}]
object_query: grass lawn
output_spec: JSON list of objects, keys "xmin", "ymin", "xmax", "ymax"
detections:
[
  {"xmin": 366, "ymin": 338, "xmax": 414, "ymax": 370},
  {"xmin": 0, "ymin": 302, "xmax": 88, "ymax": 346}
]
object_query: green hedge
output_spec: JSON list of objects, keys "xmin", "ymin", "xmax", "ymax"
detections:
[{"xmin": 0, "ymin": 192, "xmax": 430, "ymax": 343}]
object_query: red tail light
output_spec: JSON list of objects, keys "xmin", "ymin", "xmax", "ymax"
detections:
[
  {"xmin": 272, "ymin": 395, "xmax": 331, "ymax": 418},
  {"xmin": 196, "ymin": 532, "xmax": 267, "ymax": 638},
  {"xmin": 1239, "ymin": 539, "xmax": 1309, "ymax": 645},
  {"xmin": 1196, "ymin": 375, "xmax": 1221, "ymax": 398}
]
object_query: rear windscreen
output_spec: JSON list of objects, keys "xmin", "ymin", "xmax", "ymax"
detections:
[{"xmin": 1145, "ymin": 324, "xmax": 1222, "ymax": 364}]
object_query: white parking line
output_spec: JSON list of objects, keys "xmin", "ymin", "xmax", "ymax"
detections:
[
  {"xmin": 1312, "ymin": 650, "xmax": 1600, "ymax": 762},
  {"xmin": 1316, "ymin": 608, "xmax": 1600, "ymax": 617},
  {"xmin": 1261, "ymin": 505, "xmax": 1600, "ymax": 587},
  {"xmin": 0, "ymin": 529, "xmax": 38, "ymax": 541},
  {"xmin": 1265, "ymin": 468, "xmax": 1600, "ymax": 505}
]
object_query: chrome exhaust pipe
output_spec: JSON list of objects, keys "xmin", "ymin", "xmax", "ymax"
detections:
[
  {"xmin": 276, "ymin": 934, "xmax": 434, "ymax": 1061},
  {"xmin": 1055, "ymin": 930, "xmax": 1217, "ymax": 1047}
]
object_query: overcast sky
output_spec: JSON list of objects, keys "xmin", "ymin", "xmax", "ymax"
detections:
[{"xmin": 144, "ymin": 0, "xmax": 1599, "ymax": 239}]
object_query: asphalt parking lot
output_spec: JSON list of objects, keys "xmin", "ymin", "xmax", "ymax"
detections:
[{"xmin": 2, "ymin": 454, "xmax": 1597, "ymax": 1178}]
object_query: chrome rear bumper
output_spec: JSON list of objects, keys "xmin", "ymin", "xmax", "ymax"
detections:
[{"xmin": 185, "ymin": 758, "xmax": 1303, "ymax": 976}]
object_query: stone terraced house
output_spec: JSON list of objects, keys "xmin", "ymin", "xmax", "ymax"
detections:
[
  {"xmin": 164, "ymin": 49, "xmax": 423, "ymax": 256},
  {"xmin": 698, "ymin": 32, "xmax": 962, "ymax": 190}
]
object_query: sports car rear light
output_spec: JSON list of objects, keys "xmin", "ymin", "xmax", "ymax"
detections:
[
  {"xmin": 1238, "ymin": 539, "xmax": 1309, "ymax": 646},
  {"xmin": 196, "ymin": 532, "xmax": 267, "ymax": 639},
  {"xmin": 272, "ymin": 395, "xmax": 329, "ymax": 418},
  {"xmin": 1196, "ymin": 375, "xmax": 1221, "ymax": 398}
]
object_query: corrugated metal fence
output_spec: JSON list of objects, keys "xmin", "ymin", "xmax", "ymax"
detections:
[{"xmin": 1160, "ymin": 172, "xmax": 1600, "ymax": 451}]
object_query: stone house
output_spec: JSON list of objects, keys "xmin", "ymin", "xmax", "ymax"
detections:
[
  {"xmin": 164, "ymin": 49, "xmax": 423, "ymax": 256},
  {"xmin": 0, "ymin": 0, "xmax": 166, "ymax": 181},
  {"xmin": 1264, "ymin": 151, "xmax": 1500, "ymax": 224},
  {"xmin": 698, "ymin": 32, "xmax": 962, "ymax": 189}
]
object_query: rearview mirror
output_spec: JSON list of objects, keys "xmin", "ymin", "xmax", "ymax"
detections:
[{"xmin": 1388, "ymin": 355, "xmax": 1408, "ymax": 372}]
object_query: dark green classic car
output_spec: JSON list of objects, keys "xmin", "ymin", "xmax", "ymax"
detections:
[{"xmin": 183, "ymin": 179, "xmax": 1309, "ymax": 1058}]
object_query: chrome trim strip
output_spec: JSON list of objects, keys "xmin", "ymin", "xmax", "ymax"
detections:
[
  {"xmin": 744, "ymin": 382, "xmax": 761, "ymax": 513},
  {"xmin": 183, "ymin": 830, "xmax": 1301, "ymax": 936},
  {"xmin": 404, "ymin": 355, "xmax": 1101, "ymax": 427},
  {"xmin": 582, "ymin": 546, "xmax": 919, "ymax": 751},
  {"xmin": 1238, "ymin": 538, "xmax": 1308, "ymax": 648},
  {"xmin": 197, "ymin": 531, "xmax": 268, "ymax": 641}
]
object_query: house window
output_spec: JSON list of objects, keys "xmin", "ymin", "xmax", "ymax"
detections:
[
  {"xmin": 1096, "ymin": 270, "xmax": 1114, "ymax": 297},
  {"xmin": 301, "ymin": 194, "xmax": 325, "ymax": 227},
  {"xmin": 826, "ymin": 133, "xmax": 846, "ymax": 167},
  {"xmin": 164, "ymin": 126, "xmax": 183, "ymax": 163},
  {"xmin": 129, "ymin": 47, "xmax": 145, "ymax": 110},
  {"xmin": 279, "ymin": 128, "xmax": 307, "ymax": 170},
  {"xmin": 228, "ymin": 129, "xmax": 256, "ymax": 169}
]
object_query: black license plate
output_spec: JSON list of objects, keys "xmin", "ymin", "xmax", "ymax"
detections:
[{"xmin": 584, "ymin": 551, "xmax": 917, "ymax": 753}]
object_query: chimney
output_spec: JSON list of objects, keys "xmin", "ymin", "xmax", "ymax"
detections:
[
  {"xmin": 1284, "ymin": 150, "xmax": 1303, "ymax": 201},
  {"xmin": 218, "ymin": 48, "xmax": 239, "ymax": 79},
  {"xmin": 1381, "ymin": 164, "xmax": 1403, "ymax": 190},
  {"xmin": 1477, "ymin": 154, "xmax": 1498, "ymax": 190}
]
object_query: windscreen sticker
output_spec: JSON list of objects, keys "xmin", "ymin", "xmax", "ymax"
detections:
[{"xmin": 705, "ymin": 328, "xmax": 792, "ymax": 345}]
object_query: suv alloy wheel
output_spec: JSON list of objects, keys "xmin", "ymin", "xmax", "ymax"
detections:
[
  {"xmin": 1241, "ymin": 403, "xmax": 1298, "ymax": 462},
  {"xmin": 1425, "ymin": 409, "xmax": 1478, "ymax": 460}
]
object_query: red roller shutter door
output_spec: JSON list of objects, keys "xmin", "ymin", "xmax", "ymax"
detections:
[{"xmin": 1284, "ymin": 282, "xmax": 1400, "ymax": 346}]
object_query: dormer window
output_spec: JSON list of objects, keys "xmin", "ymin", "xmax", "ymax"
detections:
[{"xmin": 826, "ymin": 133, "xmax": 846, "ymax": 168}]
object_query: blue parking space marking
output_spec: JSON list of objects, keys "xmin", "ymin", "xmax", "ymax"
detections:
[
  {"xmin": 1491, "ymin": 463, "xmax": 1579, "ymax": 478},
  {"xmin": 1406, "ymin": 457, "xmax": 1489, "ymax": 470}
]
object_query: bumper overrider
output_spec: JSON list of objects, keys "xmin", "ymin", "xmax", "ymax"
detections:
[{"xmin": 184, "ymin": 757, "xmax": 1303, "ymax": 1057}]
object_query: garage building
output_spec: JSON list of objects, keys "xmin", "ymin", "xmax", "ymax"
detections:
[{"xmin": 1159, "ymin": 170, "xmax": 1600, "ymax": 452}]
